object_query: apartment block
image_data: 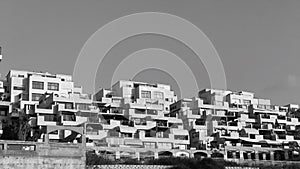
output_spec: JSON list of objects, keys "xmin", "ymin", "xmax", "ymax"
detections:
[
  {"xmin": 92, "ymin": 80, "xmax": 191, "ymax": 160},
  {"xmin": 170, "ymin": 89, "xmax": 300, "ymax": 164}
]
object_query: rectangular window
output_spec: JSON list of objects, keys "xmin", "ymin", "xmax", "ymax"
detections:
[
  {"xmin": 76, "ymin": 103, "xmax": 89, "ymax": 110},
  {"xmin": 174, "ymin": 135, "xmax": 188, "ymax": 140},
  {"xmin": 153, "ymin": 91, "xmax": 163, "ymax": 99},
  {"xmin": 0, "ymin": 110, "xmax": 7, "ymax": 116},
  {"xmin": 48, "ymin": 82, "xmax": 59, "ymax": 91},
  {"xmin": 32, "ymin": 81, "xmax": 44, "ymax": 90},
  {"xmin": 32, "ymin": 93, "xmax": 43, "ymax": 101},
  {"xmin": 243, "ymin": 100, "xmax": 251, "ymax": 105},
  {"xmin": 144, "ymin": 142, "xmax": 156, "ymax": 149},
  {"xmin": 43, "ymin": 114, "xmax": 57, "ymax": 121},
  {"xmin": 13, "ymin": 86, "xmax": 25, "ymax": 91},
  {"xmin": 63, "ymin": 114, "xmax": 76, "ymax": 121},
  {"xmin": 65, "ymin": 103, "xmax": 73, "ymax": 109},
  {"xmin": 141, "ymin": 90, "xmax": 151, "ymax": 98}
]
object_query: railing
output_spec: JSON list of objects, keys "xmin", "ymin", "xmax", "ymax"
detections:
[
  {"xmin": 157, "ymin": 122, "xmax": 168, "ymax": 127},
  {"xmin": 225, "ymin": 112, "xmax": 235, "ymax": 116},
  {"xmin": 147, "ymin": 110, "xmax": 158, "ymax": 115},
  {"xmin": 278, "ymin": 135, "xmax": 286, "ymax": 139},
  {"xmin": 263, "ymin": 135, "xmax": 276, "ymax": 140},
  {"xmin": 195, "ymin": 120, "xmax": 205, "ymax": 126},
  {"xmin": 228, "ymin": 122, "xmax": 238, "ymax": 126},
  {"xmin": 261, "ymin": 114, "xmax": 270, "ymax": 119},
  {"xmin": 218, "ymin": 121, "xmax": 227, "ymax": 126}
]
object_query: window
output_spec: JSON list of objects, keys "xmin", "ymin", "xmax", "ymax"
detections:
[
  {"xmin": 32, "ymin": 93, "xmax": 43, "ymax": 101},
  {"xmin": 144, "ymin": 142, "xmax": 156, "ymax": 149},
  {"xmin": 65, "ymin": 103, "xmax": 73, "ymax": 109},
  {"xmin": 141, "ymin": 90, "xmax": 151, "ymax": 98},
  {"xmin": 243, "ymin": 100, "xmax": 251, "ymax": 105},
  {"xmin": 48, "ymin": 82, "xmax": 59, "ymax": 91},
  {"xmin": 0, "ymin": 110, "xmax": 7, "ymax": 116},
  {"xmin": 63, "ymin": 114, "xmax": 76, "ymax": 121},
  {"xmin": 174, "ymin": 135, "xmax": 188, "ymax": 140},
  {"xmin": 43, "ymin": 114, "xmax": 56, "ymax": 121},
  {"xmin": 76, "ymin": 103, "xmax": 89, "ymax": 110},
  {"xmin": 32, "ymin": 81, "xmax": 44, "ymax": 90},
  {"xmin": 13, "ymin": 86, "xmax": 25, "ymax": 91},
  {"xmin": 153, "ymin": 91, "xmax": 163, "ymax": 99},
  {"xmin": 157, "ymin": 142, "xmax": 172, "ymax": 149}
]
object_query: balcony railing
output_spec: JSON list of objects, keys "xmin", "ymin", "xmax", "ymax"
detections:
[
  {"xmin": 228, "ymin": 122, "xmax": 238, "ymax": 126},
  {"xmin": 261, "ymin": 114, "xmax": 270, "ymax": 119},
  {"xmin": 195, "ymin": 119, "xmax": 205, "ymax": 126},
  {"xmin": 157, "ymin": 122, "xmax": 168, "ymax": 127},
  {"xmin": 225, "ymin": 112, "xmax": 235, "ymax": 116},
  {"xmin": 294, "ymin": 135, "xmax": 300, "ymax": 140},
  {"xmin": 277, "ymin": 135, "xmax": 286, "ymax": 139},
  {"xmin": 263, "ymin": 135, "xmax": 276, "ymax": 140},
  {"xmin": 218, "ymin": 121, "xmax": 227, "ymax": 126}
]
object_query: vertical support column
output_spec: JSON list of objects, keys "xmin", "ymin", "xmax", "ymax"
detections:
[
  {"xmin": 116, "ymin": 151, "xmax": 121, "ymax": 160},
  {"xmin": 270, "ymin": 151, "xmax": 274, "ymax": 161},
  {"xmin": 240, "ymin": 151, "xmax": 244, "ymax": 161},
  {"xmin": 135, "ymin": 152, "xmax": 140, "ymax": 161},
  {"xmin": 284, "ymin": 151, "xmax": 289, "ymax": 161},
  {"xmin": 255, "ymin": 151, "xmax": 259, "ymax": 160},
  {"xmin": 154, "ymin": 152, "xmax": 159, "ymax": 159},
  {"xmin": 247, "ymin": 152, "xmax": 252, "ymax": 160},
  {"xmin": 223, "ymin": 150, "xmax": 228, "ymax": 160},
  {"xmin": 44, "ymin": 133, "xmax": 49, "ymax": 144},
  {"xmin": 190, "ymin": 152, "xmax": 194, "ymax": 158},
  {"xmin": 262, "ymin": 153, "xmax": 266, "ymax": 160},
  {"xmin": 82, "ymin": 134, "xmax": 86, "ymax": 147},
  {"xmin": 232, "ymin": 152, "xmax": 237, "ymax": 159},
  {"xmin": 3, "ymin": 142, "xmax": 7, "ymax": 150},
  {"xmin": 206, "ymin": 152, "xmax": 211, "ymax": 158}
]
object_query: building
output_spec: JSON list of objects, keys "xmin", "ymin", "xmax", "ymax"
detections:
[
  {"xmin": 4, "ymin": 70, "xmax": 93, "ymax": 141},
  {"xmin": 2, "ymin": 68, "xmax": 300, "ymax": 164},
  {"xmin": 170, "ymin": 89, "xmax": 300, "ymax": 164},
  {"xmin": 91, "ymin": 80, "xmax": 190, "ymax": 160}
]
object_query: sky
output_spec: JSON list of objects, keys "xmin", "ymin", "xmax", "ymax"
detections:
[{"xmin": 0, "ymin": 0, "xmax": 300, "ymax": 105}]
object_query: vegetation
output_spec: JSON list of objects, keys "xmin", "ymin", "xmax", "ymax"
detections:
[
  {"xmin": 86, "ymin": 151, "xmax": 300, "ymax": 169},
  {"xmin": 86, "ymin": 151, "xmax": 238, "ymax": 169}
]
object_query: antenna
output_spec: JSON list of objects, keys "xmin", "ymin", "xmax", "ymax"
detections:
[{"xmin": 0, "ymin": 47, "xmax": 2, "ymax": 62}]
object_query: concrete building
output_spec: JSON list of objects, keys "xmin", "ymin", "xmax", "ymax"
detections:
[
  {"xmin": 2, "ymin": 68, "xmax": 300, "ymax": 164},
  {"xmin": 170, "ymin": 89, "xmax": 300, "ymax": 163},
  {"xmin": 92, "ymin": 80, "xmax": 190, "ymax": 160},
  {"xmin": 4, "ymin": 70, "xmax": 92, "ymax": 141}
]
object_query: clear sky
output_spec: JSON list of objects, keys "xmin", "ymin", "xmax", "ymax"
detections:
[{"xmin": 1, "ymin": 0, "xmax": 300, "ymax": 105}]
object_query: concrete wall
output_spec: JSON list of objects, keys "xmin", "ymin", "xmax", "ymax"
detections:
[
  {"xmin": 87, "ymin": 165, "xmax": 172, "ymax": 169},
  {"xmin": 0, "ymin": 140, "xmax": 85, "ymax": 169}
]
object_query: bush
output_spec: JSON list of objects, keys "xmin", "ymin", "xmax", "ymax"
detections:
[{"xmin": 86, "ymin": 151, "xmax": 114, "ymax": 165}]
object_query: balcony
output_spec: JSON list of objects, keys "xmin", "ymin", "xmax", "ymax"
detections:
[
  {"xmin": 218, "ymin": 121, "xmax": 227, "ymax": 126},
  {"xmin": 263, "ymin": 135, "xmax": 276, "ymax": 141},
  {"xmin": 228, "ymin": 122, "xmax": 238, "ymax": 127},
  {"xmin": 35, "ymin": 106, "xmax": 55, "ymax": 114},
  {"xmin": 135, "ymin": 109, "xmax": 146, "ymax": 114},
  {"xmin": 157, "ymin": 121, "xmax": 168, "ymax": 128},
  {"xmin": 120, "ymin": 120, "xmax": 134, "ymax": 127},
  {"xmin": 294, "ymin": 135, "xmax": 300, "ymax": 140},
  {"xmin": 18, "ymin": 93, "xmax": 29, "ymax": 101},
  {"xmin": 261, "ymin": 114, "xmax": 270, "ymax": 119},
  {"xmin": 147, "ymin": 110, "xmax": 158, "ymax": 115},
  {"xmin": 225, "ymin": 112, "xmax": 235, "ymax": 117},
  {"xmin": 37, "ymin": 115, "xmax": 57, "ymax": 126},
  {"xmin": 277, "ymin": 115, "xmax": 286, "ymax": 120},
  {"xmin": 110, "ymin": 108, "xmax": 123, "ymax": 114},
  {"xmin": 195, "ymin": 119, "xmax": 206, "ymax": 126},
  {"xmin": 277, "ymin": 134, "xmax": 286, "ymax": 140}
]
